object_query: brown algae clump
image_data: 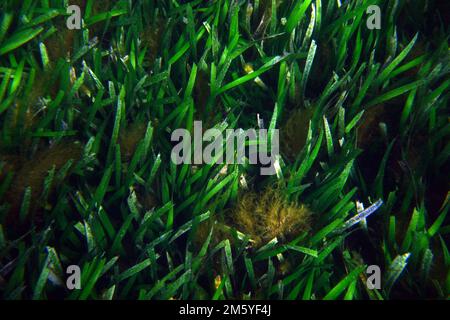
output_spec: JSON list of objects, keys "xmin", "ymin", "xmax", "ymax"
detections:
[
  {"xmin": 194, "ymin": 187, "xmax": 312, "ymax": 250},
  {"xmin": 3, "ymin": 141, "xmax": 83, "ymax": 229},
  {"xmin": 141, "ymin": 18, "xmax": 164, "ymax": 65},
  {"xmin": 280, "ymin": 108, "xmax": 313, "ymax": 161},
  {"xmin": 193, "ymin": 218, "xmax": 238, "ymax": 249},
  {"xmin": 118, "ymin": 121, "xmax": 148, "ymax": 161},
  {"xmin": 232, "ymin": 187, "xmax": 312, "ymax": 247}
]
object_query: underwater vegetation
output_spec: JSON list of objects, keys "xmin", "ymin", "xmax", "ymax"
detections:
[
  {"xmin": 232, "ymin": 187, "xmax": 312, "ymax": 247},
  {"xmin": 194, "ymin": 186, "xmax": 312, "ymax": 248},
  {"xmin": 0, "ymin": 0, "xmax": 449, "ymax": 300}
]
